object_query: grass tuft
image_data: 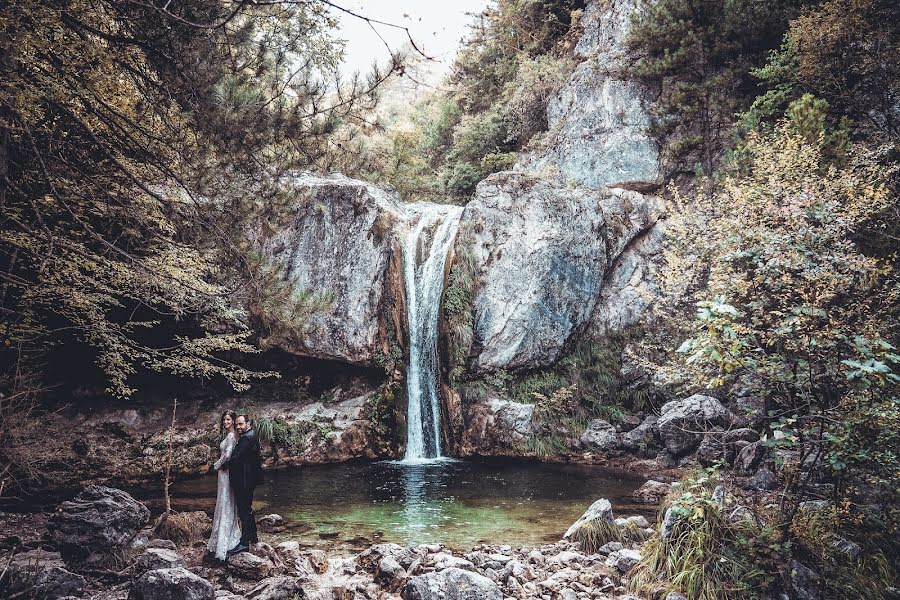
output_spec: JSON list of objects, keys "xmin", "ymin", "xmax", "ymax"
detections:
[
  {"xmin": 570, "ymin": 519, "xmax": 623, "ymax": 553},
  {"xmin": 629, "ymin": 472, "xmax": 768, "ymax": 600},
  {"xmin": 153, "ymin": 511, "xmax": 209, "ymax": 544}
]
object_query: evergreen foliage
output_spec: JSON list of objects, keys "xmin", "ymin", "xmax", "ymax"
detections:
[
  {"xmin": 343, "ymin": 0, "xmax": 583, "ymax": 203},
  {"xmin": 626, "ymin": 0, "xmax": 811, "ymax": 173}
]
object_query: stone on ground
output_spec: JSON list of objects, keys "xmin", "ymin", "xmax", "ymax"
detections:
[
  {"xmin": 4, "ymin": 549, "xmax": 86, "ymax": 600},
  {"xmin": 128, "ymin": 567, "xmax": 214, "ymax": 600},
  {"xmin": 134, "ymin": 547, "xmax": 187, "ymax": 575},
  {"xmin": 405, "ymin": 567, "xmax": 502, "ymax": 600},
  {"xmin": 656, "ymin": 395, "xmax": 734, "ymax": 455},
  {"xmin": 48, "ymin": 485, "xmax": 150, "ymax": 557},
  {"xmin": 563, "ymin": 498, "xmax": 614, "ymax": 539}
]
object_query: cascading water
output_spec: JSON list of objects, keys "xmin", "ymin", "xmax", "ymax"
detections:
[{"xmin": 401, "ymin": 203, "xmax": 463, "ymax": 461}]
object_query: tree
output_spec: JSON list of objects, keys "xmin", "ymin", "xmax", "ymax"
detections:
[
  {"xmin": 667, "ymin": 99, "xmax": 899, "ymax": 594},
  {"xmin": 0, "ymin": 0, "xmax": 399, "ymax": 493},
  {"xmin": 742, "ymin": 0, "xmax": 900, "ymax": 136},
  {"xmin": 626, "ymin": 0, "xmax": 812, "ymax": 175}
]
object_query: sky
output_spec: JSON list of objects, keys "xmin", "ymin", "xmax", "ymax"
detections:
[{"xmin": 331, "ymin": 1, "xmax": 492, "ymax": 79}]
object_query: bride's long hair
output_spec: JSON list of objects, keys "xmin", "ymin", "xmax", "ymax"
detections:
[{"xmin": 220, "ymin": 410, "xmax": 238, "ymax": 436}]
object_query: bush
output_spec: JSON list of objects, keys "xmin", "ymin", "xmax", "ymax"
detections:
[{"xmin": 630, "ymin": 471, "xmax": 780, "ymax": 600}]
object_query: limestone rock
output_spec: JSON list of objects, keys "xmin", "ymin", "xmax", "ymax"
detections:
[
  {"xmin": 48, "ymin": 485, "xmax": 150, "ymax": 557},
  {"xmin": 620, "ymin": 415, "xmax": 658, "ymax": 452},
  {"xmin": 256, "ymin": 514, "xmax": 283, "ymax": 528},
  {"xmin": 605, "ymin": 548, "xmax": 641, "ymax": 573},
  {"xmin": 461, "ymin": 393, "xmax": 536, "ymax": 452},
  {"xmin": 377, "ymin": 556, "xmax": 407, "ymax": 592},
  {"xmin": 791, "ymin": 560, "xmax": 822, "ymax": 600},
  {"xmin": 5, "ymin": 549, "xmax": 86, "ymax": 600},
  {"xmin": 257, "ymin": 173, "xmax": 407, "ymax": 366},
  {"xmin": 656, "ymin": 395, "xmax": 734, "ymax": 456},
  {"xmin": 578, "ymin": 419, "xmax": 620, "ymax": 452},
  {"xmin": 517, "ymin": 0, "xmax": 659, "ymax": 188},
  {"xmin": 357, "ymin": 542, "xmax": 416, "ymax": 572},
  {"xmin": 303, "ymin": 549, "xmax": 328, "ymax": 574},
  {"xmin": 227, "ymin": 552, "xmax": 274, "ymax": 580},
  {"xmin": 629, "ymin": 480, "xmax": 672, "ymax": 504},
  {"xmin": 134, "ymin": 548, "xmax": 187, "ymax": 575},
  {"xmin": 563, "ymin": 498, "xmax": 614, "ymax": 539},
  {"xmin": 456, "ymin": 172, "xmax": 662, "ymax": 372},
  {"xmin": 247, "ymin": 576, "xmax": 302, "ymax": 600},
  {"xmin": 129, "ymin": 567, "xmax": 215, "ymax": 600},
  {"xmin": 745, "ymin": 467, "xmax": 777, "ymax": 491},
  {"xmin": 696, "ymin": 431, "xmax": 729, "ymax": 466},
  {"xmin": 734, "ymin": 441, "xmax": 766, "ymax": 476},
  {"xmin": 597, "ymin": 542, "xmax": 624, "ymax": 555},
  {"xmin": 405, "ymin": 567, "xmax": 502, "ymax": 600}
]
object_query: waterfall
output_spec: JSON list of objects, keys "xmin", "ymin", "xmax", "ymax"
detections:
[{"xmin": 401, "ymin": 203, "xmax": 463, "ymax": 461}]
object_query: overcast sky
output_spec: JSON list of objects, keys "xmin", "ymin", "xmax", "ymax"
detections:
[{"xmin": 332, "ymin": 1, "xmax": 492, "ymax": 77}]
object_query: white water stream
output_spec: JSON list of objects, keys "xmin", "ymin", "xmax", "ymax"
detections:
[{"xmin": 401, "ymin": 203, "xmax": 464, "ymax": 461}]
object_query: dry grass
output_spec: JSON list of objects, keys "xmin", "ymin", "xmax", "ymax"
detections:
[
  {"xmin": 153, "ymin": 511, "xmax": 210, "ymax": 545},
  {"xmin": 570, "ymin": 519, "xmax": 623, "ymax": 554}
]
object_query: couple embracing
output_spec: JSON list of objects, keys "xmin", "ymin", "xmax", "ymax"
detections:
[{"xmin": 207, "ymin": 411, "xmax": 264, "ymax": 560}]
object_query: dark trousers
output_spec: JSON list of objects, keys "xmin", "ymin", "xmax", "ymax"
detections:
[{"xmin": 233, "ymin": 485, "xmax": 258, "ymax": 545}]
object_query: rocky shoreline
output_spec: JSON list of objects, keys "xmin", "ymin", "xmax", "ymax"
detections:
[{"xmin": 0, "ymin": 484, "xmax": 679, "ymax": 600}]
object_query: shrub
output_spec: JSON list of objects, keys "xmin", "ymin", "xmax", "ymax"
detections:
[
  {"xmin": 569, "ymin": 519, "xmax": 623, "ymax": 553},
  {"xmin": 630, "ymin": 471, "xmax": 779, "ymax": 600}
]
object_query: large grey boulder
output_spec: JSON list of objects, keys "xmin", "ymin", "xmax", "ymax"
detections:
[
  {"xmin": 563, "ymin": 498, "xmax": 614, "ymax": 539},
  {"xmin": 517, "ymin": 0, "xmax": 659, "ymax": 188},
  {"xmin": 4, "ymin": 549, "xmax": 86, "ymax": 600},
  {"xmin": 257, "ymin": 173, "xmax": 407, "ymax": 366},
  {"xmin": 48, "ymin": 485, "xmax": 150, "ymax": 557},
  {"xmin": 656, "ymin": 395, "xmax": 735, "ymax": 455},
  {"xmin": 621, "ymin": 415, "xmax": 658, "ymax": 452},
  {"xmin": 455, "ymin": 172, "xmax": 662, "ymax": 372},
  {"xmin": 128, "ymin": 567, "xmax": 215, "ymax": 600},
  {"xmin": 134, "ymin": 548, "xmax": 187, "ymax": 575},
  {"xmin": 461, "ymin": 392, "xmax": 536, "ymax": 453},
  {"xmin": 404, "ymin": 567, "xmax": 502, "ymax": 600},
  {"xmin": 578, "ymin": 419, "xmax": 620, "ymax": 452}
]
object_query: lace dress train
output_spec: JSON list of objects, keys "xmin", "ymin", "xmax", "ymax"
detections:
[{"xmin": 207, "ymin": 431, "xmax": 242, "ymax": 559}]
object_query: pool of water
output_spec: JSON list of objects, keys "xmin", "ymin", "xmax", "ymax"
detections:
[{"xmin": 170, "ymin": 457, "xmax": 649, "ymax": 552}]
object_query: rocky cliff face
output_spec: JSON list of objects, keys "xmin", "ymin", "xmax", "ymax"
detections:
[
  {"xmin": 518, "ymin": 0, "xmax": 659, "ymax": 189},
  {"xmin": 259, "ymin": 173, "xmax": 408, "ymax": 367},
  {"xmin": 450, "ymin": 172, "xmax": 662, "ymax": 373}
]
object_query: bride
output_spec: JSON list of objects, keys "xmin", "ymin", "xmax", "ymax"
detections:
[{"xmin": 207, "ymin": 410, "xmax": 242, "ymax": 560}]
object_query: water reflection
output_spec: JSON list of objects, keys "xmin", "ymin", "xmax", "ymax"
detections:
[{"xmin": 171, "ymin": 457, "xmax": 648, "ymax": 552}]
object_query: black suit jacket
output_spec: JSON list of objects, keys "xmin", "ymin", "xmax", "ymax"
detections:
[{"xmin": 221, "ymin": 428, "xmax": 263, "ymax": 490}]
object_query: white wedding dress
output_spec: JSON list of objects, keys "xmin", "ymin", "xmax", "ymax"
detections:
[{"xmin": 207, "ymin": 431, "xmax": 242, "ymax": 559}]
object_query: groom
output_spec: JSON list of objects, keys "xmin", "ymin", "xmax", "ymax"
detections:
[{"xmin": 219, "ymin": 414, "xmax": 263, "ymax": 555}]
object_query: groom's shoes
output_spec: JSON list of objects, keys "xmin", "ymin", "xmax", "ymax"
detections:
[{"xmin": 226, "ymin": 543, "xmax": 249, "ymax": 557}]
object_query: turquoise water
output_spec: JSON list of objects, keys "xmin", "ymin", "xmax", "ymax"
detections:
[{"xmin": 172, "ymin": 457, "xmax": 648, "ymax": 552}]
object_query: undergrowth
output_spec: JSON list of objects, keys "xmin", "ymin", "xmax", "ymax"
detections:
[
  {"xmin": 629, "ymin": 471, "xmax": 777, "ymax": 600},
  {"xmin": 570, "ymin": 519, "xmax": 623, "ymax": 553},
  {"xmin": 462, "ymin": 330, "xmax": 661, "ymax": 456}
]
